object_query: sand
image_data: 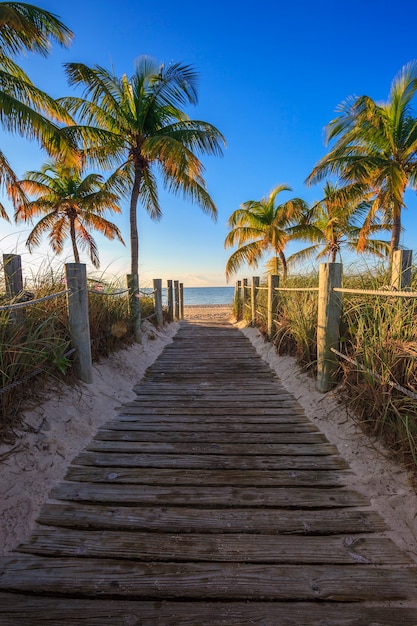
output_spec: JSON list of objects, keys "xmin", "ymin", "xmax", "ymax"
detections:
[{"xmin": 1, "ymin": 305, "xmax": 416, "ymax": 564}]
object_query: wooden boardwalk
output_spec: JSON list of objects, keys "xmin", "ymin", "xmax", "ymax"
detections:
[{"xmin": 1, "ymin": 317, "xmax": 417, "ymax": 624}]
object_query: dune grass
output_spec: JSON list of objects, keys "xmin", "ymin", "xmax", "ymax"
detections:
[
  {"xmin": 0, "ymin": 262, "xmax": 158, "ymax": 442},
  {"xmin": 244, "ymin": 266, "xmax": 417, "ymax": 470}
]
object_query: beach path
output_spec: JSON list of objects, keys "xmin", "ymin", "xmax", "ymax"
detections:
[{"xmin": 0, "ymin": 316, "xmax": 416, "ymax": 624}]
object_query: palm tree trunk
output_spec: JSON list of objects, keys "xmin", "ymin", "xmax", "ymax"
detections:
[
  {"xmin": 278, "ymin": 250, "xmax": 287, "ymax": 280},
  {"xmin": 390, "ymin": 208, "xmax": 402, "ymax": 253},
  {"xmin": 128, "ymin": 159, "xmax": 143, "ymax": 341},
  {"xmin": 69, "ymin": 217, "xmax": 80, "ymax": 263},
  {"xmin": 130, "ymin": 166, "xmax": 141, "ymax": 276},
  {"xmin": 388, "ymin": 205, "xmax": 402, "ymax": 278}
]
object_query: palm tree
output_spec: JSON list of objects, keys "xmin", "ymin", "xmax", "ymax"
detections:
[
  {"xmin": 287, "ymin": 182, "xmax": 390, "ymax": 267},
  {"xmin": 306, "ymin": 60, "xmax": 417, "ymax": 256},
  {"xmin": 224, "ymin": 184, "xmax": 309, "ymax": 281},
  {"xmin": 59, "ymin": 57, "xmax": 225, "ymax": 336},
  {"xmin": 16, "ymin": 161, "xmax": 124, "ymax": 268},
  {"xmin": 0, "ymin": 2, "xmax": 74, "ymax": 218}
]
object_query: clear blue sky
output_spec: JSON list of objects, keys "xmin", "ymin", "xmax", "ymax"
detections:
[{"xmin": 2, "ymin": 0, "xmax": 417, "ymax": 286}]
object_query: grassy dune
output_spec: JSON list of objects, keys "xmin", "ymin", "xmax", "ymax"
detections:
[
  {"xmin": 0, "ymin": 264, "xmax": 156, "ymax": 441},
  {"xmin": 250, "ymin": 267, "xmax": 417, "ymax": 471}
]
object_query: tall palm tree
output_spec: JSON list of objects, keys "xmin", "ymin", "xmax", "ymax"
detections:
[
  {"xmin": 306, "ymin": 60, "xmax": 417, "ymax": 256},
  {"xmin": 16, "ymin": 161, "xmax": 124, "ymax": 268},
  {"xmin": 287, "ymin": 182, "xmax": 390, "ymax": 266},
  {"xmin": 0, "ymin": 2, "xmax": 74, "ymax": 218},
  {"xmin": 59, "ymin": 57, "xmax": 225, "ymax": 278},
  {"xmin": 224, "ymin": 184, "xmax": 309, "ymax": 281}
]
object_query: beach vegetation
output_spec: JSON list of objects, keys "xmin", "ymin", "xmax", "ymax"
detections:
[
  {"xmin": 287, "ymin": 181, "xmax": 391, "ymax": 267},
  {"xmin": 225, "ymin": 184, "xmax": 310, "ymax": 281},
  {"xmin": 0, "ymin": 260, "xmax": 160, "ymax": 442},
  {"xmin": 306, "ymin": 60, "xmax": 417, "ymax": 259},
  {"xmin": 14, "ymin": 160, "xmax": 125, "ymax": 267},
  {"xmin": 244, "ymin": 266, "xmax": 417, "ymax": 470}
]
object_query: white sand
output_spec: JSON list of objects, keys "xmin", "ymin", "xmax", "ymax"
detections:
[{"xmin": 1, "ymin": 306, "xmax": 416, "ymax": 566}]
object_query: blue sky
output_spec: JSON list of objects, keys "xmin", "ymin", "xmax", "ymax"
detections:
[{"xmin": 2, "ymin": 0, "xmax": 417, "ymax": 286}]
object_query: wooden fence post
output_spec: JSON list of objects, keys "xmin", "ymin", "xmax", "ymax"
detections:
[
  {"xmin": 65, "ymin": 263, "xmax": 92, "ymax": 384},
  {"xmin": 174, "ymin": 280, "xmax": 180, "ymax": 320},
  {"xmin": 391, "ymin": 250, "xmax": 412, "ymax": 291},
  {"xmin": 167, "ymin": 280, "xmax": 174, "ymax": 322},
  {"xmin": 180, "ymin": 283, "xmax": 184, "ymax": 319},
  {"xmin": 127, "ymin": 273, "xmax": 141, "ymax": 342},
  {"xmin": 242, "ymin": 278, "xmax": 248, "ymax": 321},
  {"xmin": 267, "ymin": 274, "xmax": 279, "ymax": 340},
  {"xmin": 234, "ymin": 280, "xmax": 241, "ymax": 320},
  {"xmin": 251, "ymin": 276, "xmax": 260, "ymax": 325},
  {"xmin": 3, "ymin": 254, "xmax": 23, "ymax": 298},
  {"xmin": 3, "ymin": 254, "xmax": 24, "ymax": 323},
  {"xmin": 153, "ymin": 278, "xmax": 163, "ymax": 326},
  {"xmin": 317, "ymin": 262, "xmax": 342, "ymax": 393}
]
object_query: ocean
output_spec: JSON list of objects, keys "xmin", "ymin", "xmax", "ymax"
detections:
[
  {"xmin": 159, "ymin": 286, "xmax": 234, "ymax": 306},
  {"xmin": 183, "ymin": 286, "xmax": 234, "ymax": 305}
]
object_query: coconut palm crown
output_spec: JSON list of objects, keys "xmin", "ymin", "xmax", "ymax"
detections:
[
  {"xmin": 16, "ymin": 161, "xmax": 124, "ymax": 268},
  {"xmin": 306, "ymin": 60, "xmax": 417, "ymax": 255},
  {"xmin": 224, "ymin": 184, "xmax": 309, "ymax": 281},
  {"xmin": 287, "ymin": 182, "xmax": 390, "ymax": 267}
]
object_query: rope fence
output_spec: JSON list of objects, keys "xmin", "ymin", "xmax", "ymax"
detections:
[
  {"xmin": 0, "ymin": 289, "xmax": 70, "ymax": 311},
  {"xmin": 330, "ymin": 347, "xmax": 417, "ymax": 402},
  {"xmin": 333, "ymin": 287, "xmax": 417, "ymax": 298},
  {"xmin": 1, "ymin": 254, "xmax": 184, "ymax": 397},
  {"xmin": 0, "ymin": 348, "xmax": 76, "ymax": 396},
  {"xmin": 87, "ymin": 288, "xmax": 129, "ymax": 296},
  {"xmin": 235, "ymin": 249, "xmax": 416, "ymax": 394}
]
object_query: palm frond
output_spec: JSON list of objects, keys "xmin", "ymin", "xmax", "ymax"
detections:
[
  {"xmin": 0, "ymin": 147, "xmax": 26, "ymax": 219},
  {"xmin": 139, "ymin": 167, "xmax": 161, "ymax": 220},
  {"xmin": 0, "ymin": 3, "xmax": 73, "ymax": 57},
  {"xmin": 26, "ymin": 211, "xmax": 59, "ymax": 251},
  {"xmin": 159, "ymin": 163, "xmax": 217, "ymax": 221},
  {"xmin": 225, "ymin": 241, "xmax": 264, "ymax": 280},
  {"xmin": 72, "ymin": 221, "xmax": 99, "ymax": 267},
  {"xmin": 287, "ymin": 245, "xmax": 320, "ymax": 267}
]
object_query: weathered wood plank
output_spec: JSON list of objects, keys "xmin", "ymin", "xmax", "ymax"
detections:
[
  {"xmin": 94, "ymin": 429, "xmax": 327, "ymax": 443},
  {"xmin": 49, "ymin": 482, "xmax": 368, "ymax": 507},
  {"xmin": 116, "ymin": 407, "xmax": 307, "ymax": 417},
  {"xmin": 132, "ymin": 392, "xmax": 299, "ymax": 402},
  {"xmin": 64, "ymin": 466, "xmax": 350, "ymax": 487},
  {"xmin": 129, "ymin": 393, "xmax": 299, "ymax": 404},
  {"xmin": 85, "ymin": 440, "xmax": 338, "ymax": 455},
  {"xmin": 18, "ymin": 529, "xmax": 411, "ymax": 565},
  {"xmin": 134, "ymin": 382, "xmax": 290, "ymax": 390},
  {"xmin": 1, "ymin": 596, "xmax": 416, "ymax": 626},
  {"xmin": 72, "ymin": 451, "xmax": 348, "ymax": 470},
  {"xmin": 103, "ymin": 420, "xmax": 318, "ymax": 432},
  {"xmin": 1, "ymin": 556, "xmax": 416, "ymax": 600},
  {"xmin": 37, "ymin": 503, "xmax": 387, "ymax": 534}
]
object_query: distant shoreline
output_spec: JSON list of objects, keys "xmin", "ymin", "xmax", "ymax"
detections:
[
  {"xmin": 182, "ymin": 304, "xmax": 233, "ymax": 320},
  {"xmin": 183, "ymin": 304, "xmax": 232, "ymax": 309}
]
